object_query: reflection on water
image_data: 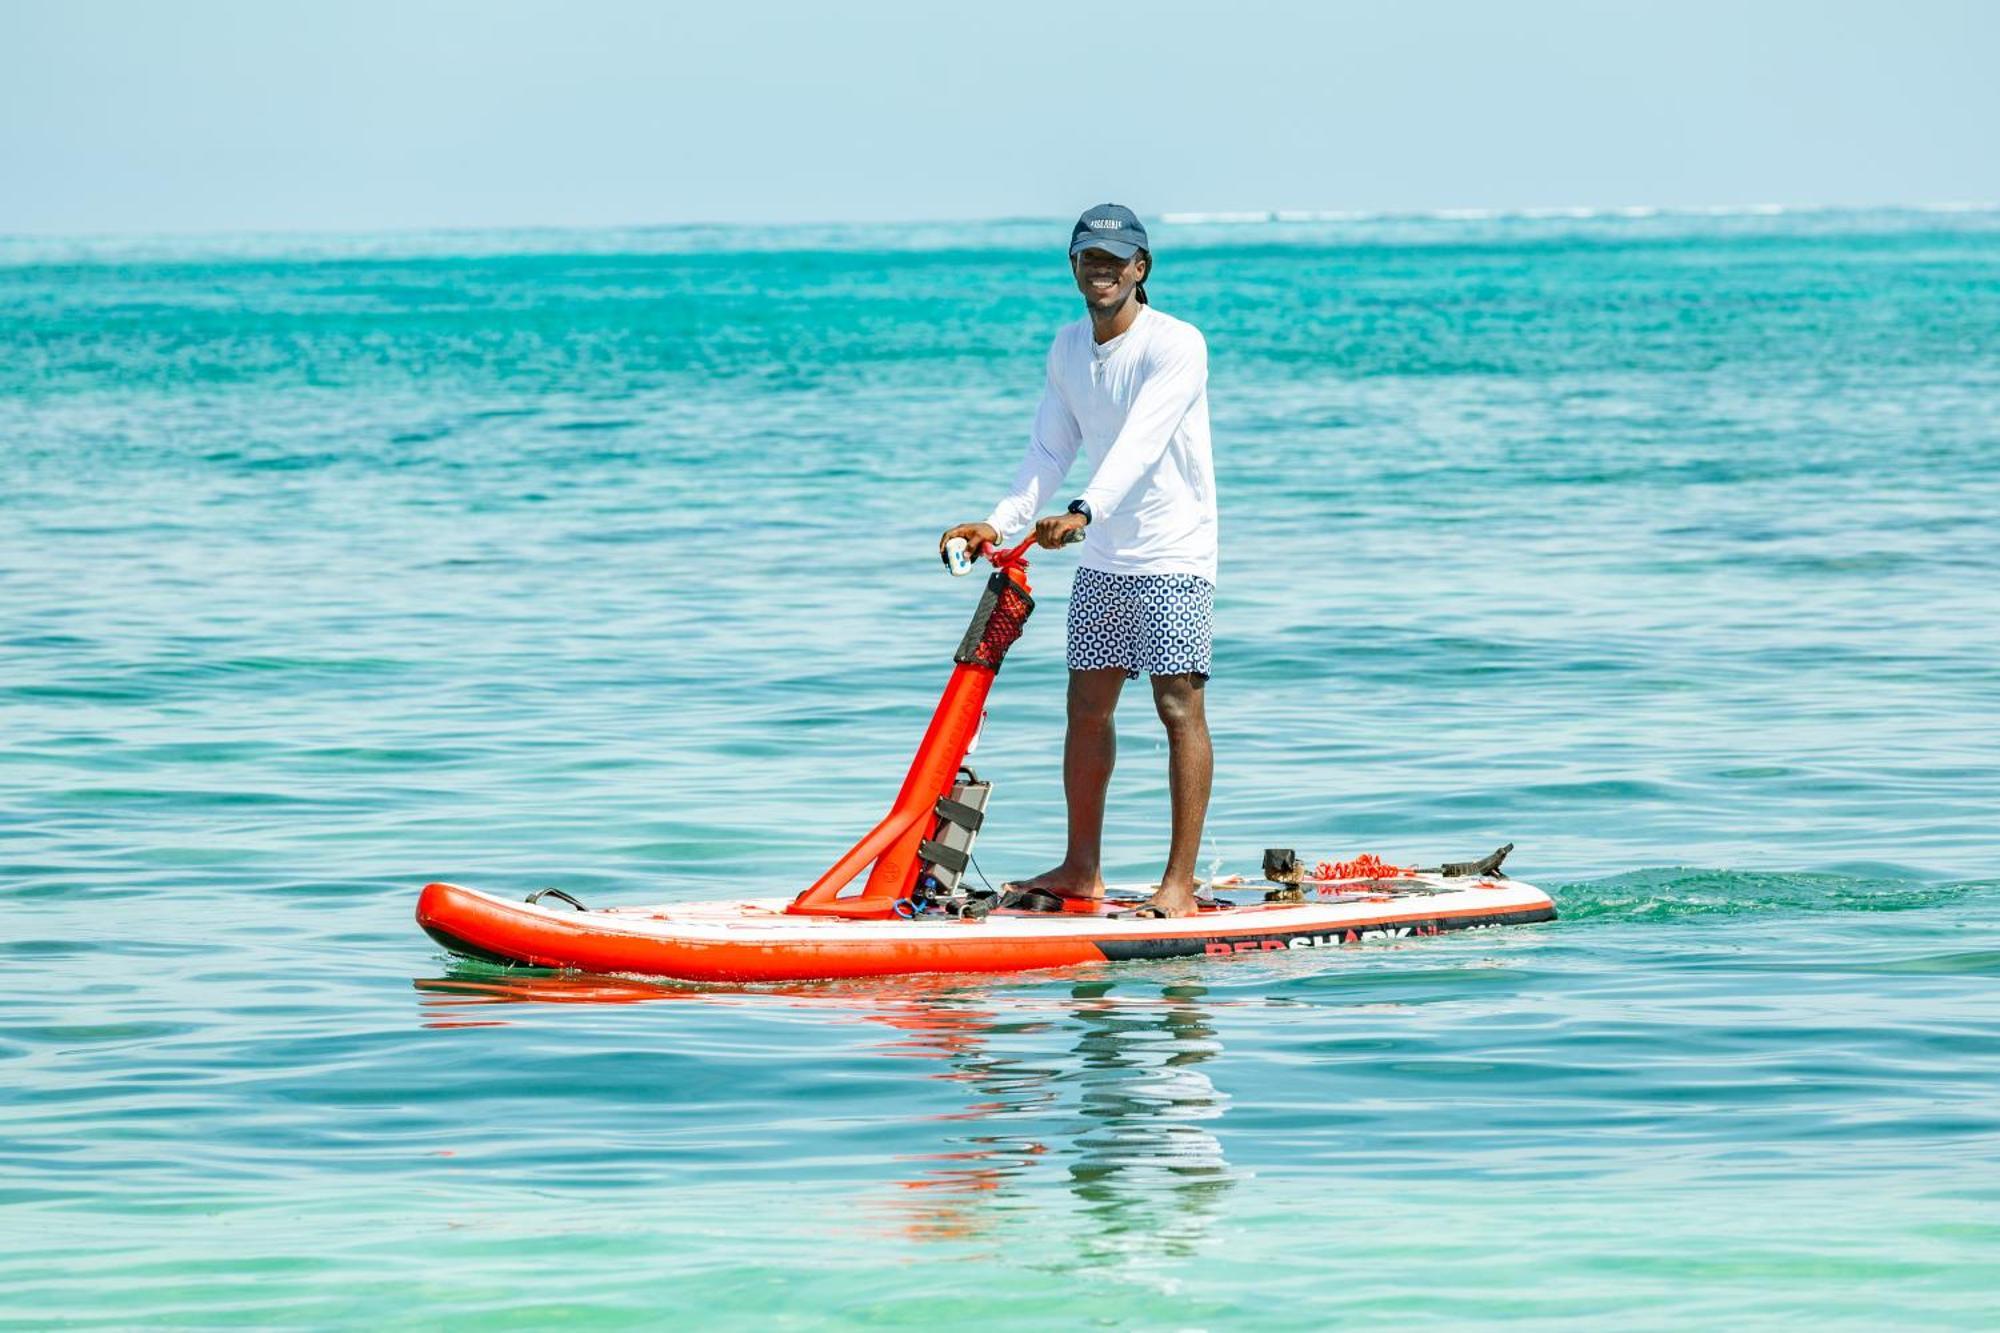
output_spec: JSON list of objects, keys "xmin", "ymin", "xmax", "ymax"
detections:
[
  {"xmin": 1067, "ymin": 982, "xmax": 1233, "ymax": 1260},
  {"xmin": 414, "ymin": 970, "xmax": 1237, "ymax": 1258}
]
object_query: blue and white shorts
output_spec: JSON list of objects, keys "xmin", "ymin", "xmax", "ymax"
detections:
[{"xmin": 1066, "ymin": 568, "xmax": 1215, "ymax": 679}]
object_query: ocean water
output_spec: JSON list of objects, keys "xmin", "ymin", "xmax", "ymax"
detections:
[{"xmin": 3, "ymin": 208, "xmax": 1998, "ymax": 1327}]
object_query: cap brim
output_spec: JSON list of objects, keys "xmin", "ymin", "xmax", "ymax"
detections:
[{"xmin": 1069, "ymin": 237, "xmax": 1142, "ymax": 259}]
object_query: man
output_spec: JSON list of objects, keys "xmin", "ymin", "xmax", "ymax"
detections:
[{"xmin": 940, "ymin": 204, "xmax": 1217, "ymax": 919}]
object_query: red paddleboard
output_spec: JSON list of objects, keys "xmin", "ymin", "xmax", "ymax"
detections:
[{"xmin": 416, "ymin": 871, "xmax": 1556, "ymax": 983}]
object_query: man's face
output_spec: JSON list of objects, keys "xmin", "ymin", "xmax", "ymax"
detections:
[{"xmin": 1072, "ymin": 246, "xmax": 1147, "ymax": 310}]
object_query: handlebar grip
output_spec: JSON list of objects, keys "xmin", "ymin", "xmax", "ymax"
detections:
[{"xmin": 941, "ymin": 536, "xmax": 977, "ymax": 576}]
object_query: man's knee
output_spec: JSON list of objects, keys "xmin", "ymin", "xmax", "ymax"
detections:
[{"xmin": 1151, "ymin": 674, "xmax": 1208, "ymax": 730}]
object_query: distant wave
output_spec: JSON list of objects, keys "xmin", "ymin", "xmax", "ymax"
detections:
[{"xmin": 1160, "ymin": 201, "xmax": 1997, "ymax": 225}]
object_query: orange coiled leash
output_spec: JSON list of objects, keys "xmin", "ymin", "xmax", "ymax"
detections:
[{"xmin": 1312, "ymin": 852, "xmax": 1414, "ymax": 882}]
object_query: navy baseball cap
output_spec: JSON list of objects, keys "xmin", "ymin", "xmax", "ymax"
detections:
[{"xmin": 1070, "ymin": 203, "xmax": 1149, "ymax": 258}]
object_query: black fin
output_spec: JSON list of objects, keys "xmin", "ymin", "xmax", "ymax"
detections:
[{"xmin": 1434, "ymin": 844, "xmax": 1513, "ymax": 878}]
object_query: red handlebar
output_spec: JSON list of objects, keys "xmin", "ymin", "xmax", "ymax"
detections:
[
  {"xmin": 985, "ymin": 534, "xmax": 1038, "ymax": 569},
  {"xmin": 979, "ymin": 528, "xmax": 1083, "ymax": 571}
]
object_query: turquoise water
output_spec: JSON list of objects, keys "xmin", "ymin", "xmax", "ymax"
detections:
[{"xmin": 3, "ymin": 208, "xmax": 1998, "ymax": 1326}]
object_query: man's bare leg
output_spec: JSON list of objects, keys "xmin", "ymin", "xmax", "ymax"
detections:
[
  {"xmin": 1134, "ymin": 672, "xmax": 1212, "ymax": 917},
  {"xmin": 1002, "ymin": 667, "xmax": 1127, "ymax": 900}
]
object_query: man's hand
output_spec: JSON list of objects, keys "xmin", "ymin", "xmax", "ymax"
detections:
[
  {"xmin": 940, "ymin": 522, "xmax": 1000, "ymax": 557},
  {"xmin": 1034, "ymin": 511, "xmax": 1088, "ymax": 549}
]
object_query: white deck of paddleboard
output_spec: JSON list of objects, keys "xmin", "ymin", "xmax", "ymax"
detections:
[{"xmin": 456, "ymin": 875, "xmax": 1552, "ymax": 944}]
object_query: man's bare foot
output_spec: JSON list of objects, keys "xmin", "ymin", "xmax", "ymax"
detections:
[
  {"xmin": 999, "ymin": 863, "xmax": 1106, "ymax": 901},
  {"xmin": 1116, "ymin": 880, "xmax": 1201, "ymax": 919}
]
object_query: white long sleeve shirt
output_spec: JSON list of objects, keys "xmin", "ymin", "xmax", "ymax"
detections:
[{"xmin": 982, "ymin": 305, "xmax": 1218, "ymax": 583}]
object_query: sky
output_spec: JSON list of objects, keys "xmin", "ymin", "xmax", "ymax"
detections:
[{"xmin": 1, "ymin": 0, "xmax": 1994, "ymax": 235}]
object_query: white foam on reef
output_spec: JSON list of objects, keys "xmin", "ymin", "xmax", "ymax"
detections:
[
  {"xmin": 1159, "ymin": 210, "xmax": 1279, "ymax": 224},
  {"xmin": 1155, "ymin": 201, "xmax": 1999, "ymax": 226}
]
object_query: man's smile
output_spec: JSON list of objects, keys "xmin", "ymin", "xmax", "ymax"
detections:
[{"xmin": 1074, "ymin": 248, "xmax": 1145, "ymax": 310}]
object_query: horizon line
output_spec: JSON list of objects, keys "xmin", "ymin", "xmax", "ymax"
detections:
[{"xmin": 3, "ymin": 199, "xmax": 1997, "ymax": 247}]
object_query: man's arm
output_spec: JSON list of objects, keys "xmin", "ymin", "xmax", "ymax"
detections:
[{"xmin": 1075, "ymin": 330, "xmax": 1206, "ymax": 523}]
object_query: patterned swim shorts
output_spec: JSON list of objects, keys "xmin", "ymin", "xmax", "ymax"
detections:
[{"xmin": 1066, "ymin": 567, "xmax": 1216, "ymax": 679}]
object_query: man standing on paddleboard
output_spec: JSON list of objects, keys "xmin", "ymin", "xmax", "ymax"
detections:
[{"xmin": 941, "ymin": 204, "xmax": 1217, "ymax": 920}]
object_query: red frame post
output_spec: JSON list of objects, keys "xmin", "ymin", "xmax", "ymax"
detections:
[{"xmin": 787, "ymin": 543, "xmax": 1036, "ymax": 919}]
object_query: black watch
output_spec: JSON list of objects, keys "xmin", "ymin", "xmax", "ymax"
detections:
[{"xmin": 1066, "ymin": 499, "xmax": 1093, "ymax": 524}]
